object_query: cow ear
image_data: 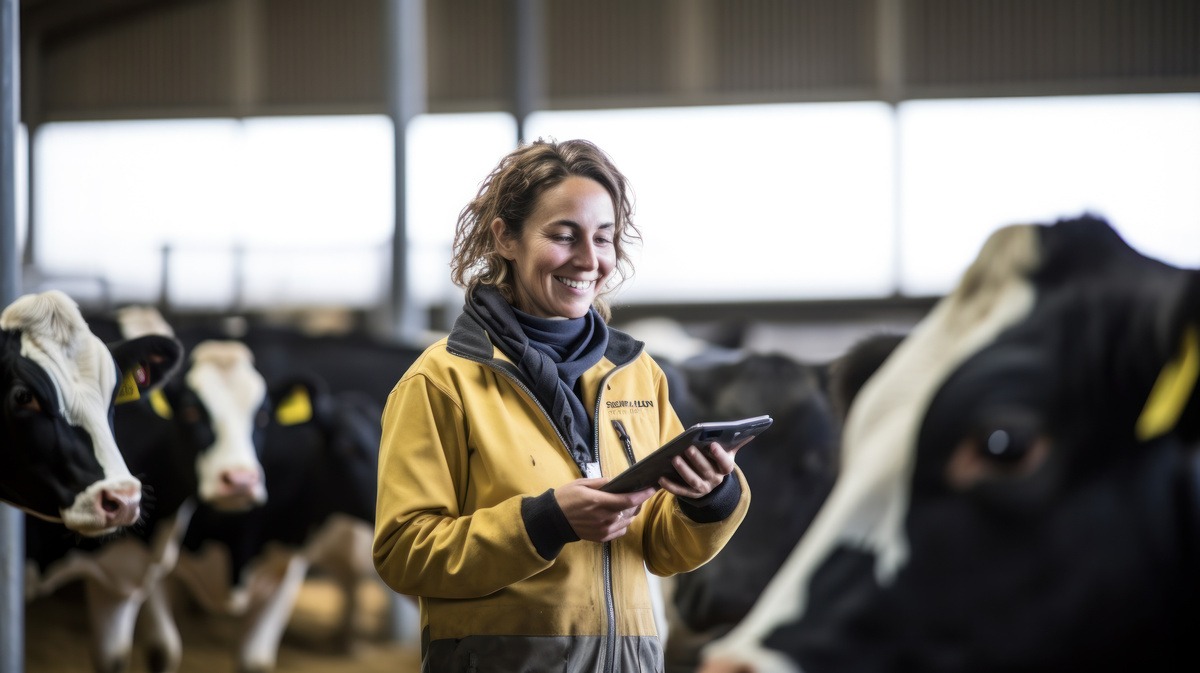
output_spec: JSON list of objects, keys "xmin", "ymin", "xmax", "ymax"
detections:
[
  {"xmin": 110, "ymin": 335, "xmax": 184, "ymax": 405},
  {"xmin": 274, "ymin": 384, "xmax": 315, "ymax": 426},
  {"xmin": 828, "ymin": 332, "xmax": 907, "ymax": 423},
  {"xmin": 269, "ymin": 373, "xmax": 329, "ymax": 426},
  {"xmin": 1137, "ymin": 271, "xmax": 1200, "ymax": 442}
]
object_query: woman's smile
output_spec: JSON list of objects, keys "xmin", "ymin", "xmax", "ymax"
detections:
[{"xmin": 494, "ymin": 175, "xmax": 617, "ymax": 319}]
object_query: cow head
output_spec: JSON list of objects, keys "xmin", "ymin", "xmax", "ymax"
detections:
[
  {"xmin": 666, "ymin": 352, "xmax": 840, "ymax": 670},
  {"xmin": 164, "ymin": 340, "xmax": 269, "ymax": 512},
  {"xmin": 0, "ymin": 290, "xmax": 182, "ymax": 536},
  {"xmin": 173, "ymin": 371, "xmax": 381, "ymax": 613},
  {"xmin": 262, "ymin": 374, "xmax": 381, "ymax": 527},
  {"xmin": 108, "ymin": 308, "xmax": 269, "ymax": 514},
  {"xmin": 701, "ymin": 215, "xmax": 1200, "ymax": 673}
]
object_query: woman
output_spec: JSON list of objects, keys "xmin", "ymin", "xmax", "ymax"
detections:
[{"xmin": 373, "ymin": 138, "xmax": 751, "ymax": 672}]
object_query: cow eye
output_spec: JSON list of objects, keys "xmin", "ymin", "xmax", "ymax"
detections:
[
  {"xmin": 975, "ymin": 424, "xmax": 1038, "ymax": 465},
  {"xmin": 10, "ymin": 385, "xmax": 42, "ymax": 413},
  {"xmin": 945, "ymin": 409, "xmax": 1049, "ymax": 490},
  {"xmin": 180, "ymin": 405, "xmax": 203, "ymax": 425}
]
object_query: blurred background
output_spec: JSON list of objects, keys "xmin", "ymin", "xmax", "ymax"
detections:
[
  {"xmin": 8, "ymin": 0, "xmax": 1199, "ymax": 359},
  {"xmin": 3, "ymin": 1, "xmax": 1199, "ymax": 672}
]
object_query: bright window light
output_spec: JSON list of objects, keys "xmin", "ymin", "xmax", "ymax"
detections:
[
  {"xmin": 526, "ymin": 103, "xmax": 898, "ymax": 303},
  {"xmin": 405, "ymin": 113, "xmax": 518, "ymax": 306},
  {"xmin": 29, "ymin": 94, "xmax": 1199, "ymax": 313},
  {"xmin": 35, "ymin": 116, "xmax": 395, "ymax": 308},
  {"xmin": 236, "ymin": 115, "xmax": 395, "ymax": 308},
  {"xmin": 239, "ymin": 116, "xmax": 395, "ymax": 247},
  {"xmin": 899, "ymin": 94, "xmax": 1200, "ymax": 295},
  {"xmin": 37, "ymin": 119, "xmax": 243, "ymax": 304},
  {"xmin": 14, "ymin": 124, "xmax": 28, "ymax": 252}
]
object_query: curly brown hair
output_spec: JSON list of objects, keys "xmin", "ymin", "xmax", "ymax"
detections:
[{"xmin": 449, "ymin": 138, "xmax": 640, "ymax": 321}]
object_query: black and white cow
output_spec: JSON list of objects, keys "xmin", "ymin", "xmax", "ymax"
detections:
[
  {"xmin": 170, "ymin": 373, "xmax": 384, "ymax": 673},
  {"xmin": 699, "ymin": 214, "xmax": 1200, "ymax": 672},
  {"xmin": 25, "ymin": 309, "xmax": 270, "ymax": 673},
  {"xmin": 240, "ymin": 324, "xmax": 424, "ymax": 404},
  {"xmin": 1, "ymin": 290, "xmax": 181, "ymax": 536},
  {"xmin": 825, "ymin": 332, "xmax": 907, "ymax": 424},
  {"xmin": 662, "ymin": 351, "xmax": 841, "ymax": 673}
]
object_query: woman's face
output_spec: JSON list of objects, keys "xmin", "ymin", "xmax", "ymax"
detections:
[{"xmin": 492, "ymin": 175, "xmax": 617, "ymax": 319}]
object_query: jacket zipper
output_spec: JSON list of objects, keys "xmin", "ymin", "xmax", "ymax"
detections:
[
  {"xmin": 601, "ymin": 546, "xmax": 616, "ymax": 671},
  {"xmin": 459, "ymin": 344, "xmax": 645, "ymax": 673},
  {"xmin": 590, "ymin": 356, "xmax": 640, "ymax": 673},
  {"xmin": 611, "ymin": 419, "xmax": 637, "ymax": 468},
  {"xmin": 604, "ymin": 418, "xmax": 636, "ymax": 672}
]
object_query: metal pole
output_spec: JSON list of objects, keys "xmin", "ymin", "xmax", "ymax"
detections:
[
  {"xmin": 19, "ymin": 29, "xmax": 36, "ymax": 271},
  {"xmin": 159, "ymin": 243, "xmax": 172, "ymax": 310},
  {"xmin": 512, "ymin": 0, "xmax": 544, "ymax": 144},
  {"xmin": 384, "ymin": 0, "xmax": 427, "ymax": 345},
  {"xmin": 1, "ymin": 0, "xmax": 25, "ymax": 670},
  {"xmin": 877, "ymin": 0, "xmax": 906, "ymax": 296},
  {"xmin": 381, "ymin": 0, "xmax": 429, "ymax": 628}
]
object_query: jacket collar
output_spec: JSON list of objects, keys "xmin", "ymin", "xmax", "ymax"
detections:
[{"xmin": 448, "ymin": 306, "xmax": 644, "ymax": 368}]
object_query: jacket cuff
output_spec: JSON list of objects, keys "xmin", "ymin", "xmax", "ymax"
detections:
[
  {"xmin": 521, "ymin": 489, "xmax": 580, "ymax": 560},
  {"xmin": 678, "ymin": 473, "xmax": 742, "ymax": 523}
]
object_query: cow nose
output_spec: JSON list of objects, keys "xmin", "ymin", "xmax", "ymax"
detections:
[
  {"xmin": 222, "ymin": 468, "xmax": 260, "ymax": 487},
  {"xmin": 99, "ymin": 487, "xmax": 142, "ymax": 528},
  {"xmin": 209, "ymin": 467, "xmax": 265, "ymax": 511},
  {"xmin": 220, "ymin": 468, "xmax": 263, "ymax": 499}
]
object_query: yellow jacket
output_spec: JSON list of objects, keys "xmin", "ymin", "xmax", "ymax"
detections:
[{"xmin": 373, "ymin": 312, "xmax": 750, "ymax": 672}]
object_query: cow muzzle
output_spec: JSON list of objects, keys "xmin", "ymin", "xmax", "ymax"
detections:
[{"xmin": 60, "ymin": 478, "xmax": 142, "ymax": 537}]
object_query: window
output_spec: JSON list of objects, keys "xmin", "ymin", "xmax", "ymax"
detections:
[
  {"xmin": 898, "ymin": 94, "xmax": 1200, "ymax": 295},
  {"xmin": 526, "ymin": 103, "xmax": 897, "ymax": 302},
  {"xmin": 31, "ymin": 94, "xmax": 1200, "ymax": 311}
]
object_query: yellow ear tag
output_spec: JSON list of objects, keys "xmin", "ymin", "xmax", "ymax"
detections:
[
  {"xmin": 114, "ymin": 370, "xmax": 141, "ymax": 404},
  {"xmin": 149, "ymin": 389, "xmax": 173, "ymax": 420},
  {"xmin": 275, "ymin": 386, "xmax": 313, "ymax": 426},
  {"xmin": 1136, "ymin": 325, "xmax": 1200, "ymax": 442}
]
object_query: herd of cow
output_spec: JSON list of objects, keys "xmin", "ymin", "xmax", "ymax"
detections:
[
  {"xmin": 7, "ymin": 296, "xmax": 406, "ymax": 673},
  {"xmin": 2, "ymin": 214, "xmax": 1198, "ymax": 673}
]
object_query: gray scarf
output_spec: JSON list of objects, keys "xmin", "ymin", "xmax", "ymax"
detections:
[{"xmin": 464, "ymin": 285, "xmax": 609, "ymax": 470}]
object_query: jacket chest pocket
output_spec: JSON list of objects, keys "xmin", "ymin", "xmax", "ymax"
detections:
[{"xmin": 605, "ymin": 412, "xmax": 661, "ymax": 466}]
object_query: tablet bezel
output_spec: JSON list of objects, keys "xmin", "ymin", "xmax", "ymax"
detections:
[{"xmin": 600, "ymin": 415, "xmax": 773, "ymax": 493}]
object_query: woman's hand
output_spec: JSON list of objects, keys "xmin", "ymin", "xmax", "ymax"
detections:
[
  {"xmin": 659, "ymin": 439, "xmax": 747, "ymax": 500},
  {"xmin": 697, "ymin": 658, "xmax": 756, "ymax": 673},
  {"xmin": 555, "ymin": 479, "xmax": 655, "ymax": 542}
]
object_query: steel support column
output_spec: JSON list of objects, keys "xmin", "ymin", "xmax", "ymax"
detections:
[
  {"xmin": 513, "ymin": 0, "xmax": 544, "ymax": 144},
  {"xmin": 384, "ymin": 0, "xmax": 427, "ymax": 344},
  {"xmin": 0, "ymin": 0, "xmax": 25, "ymax": 669}
]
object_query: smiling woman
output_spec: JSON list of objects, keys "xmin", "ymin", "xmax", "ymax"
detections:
[{"xmin": 373, "ymin": 138, "xmax": 753, "ymax": 673}]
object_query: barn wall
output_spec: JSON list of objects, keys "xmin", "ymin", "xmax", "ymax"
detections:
[
  {"xmin": 20, "ymin": 0, "xmax": 1200, "ymax": 122},
  {"xmin": 905, "ymin": 0, "xmax": 1200, "ymax": 95}
]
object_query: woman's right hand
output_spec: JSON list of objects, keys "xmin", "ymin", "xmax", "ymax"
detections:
[
  {"xmin": 697, "ymin": 660, "xmax": 756, "ymax": 673},
  {"xmin": 554, "ymin": 479, "xmax": 655, "ymax": 542}
]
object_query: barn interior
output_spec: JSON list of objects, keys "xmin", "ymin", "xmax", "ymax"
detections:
[
  {"xmin": 11, "ymin": 0, "xmax": 1198, "ymax": 359},
  {"xmin": 3, "ymin": 1, "xmax": 1199, "ymax": 672}
]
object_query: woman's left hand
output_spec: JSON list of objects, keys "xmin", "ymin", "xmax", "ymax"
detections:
[{"xmin": 659, "ymin": 439, "xmax": 747, "ymax": 500}]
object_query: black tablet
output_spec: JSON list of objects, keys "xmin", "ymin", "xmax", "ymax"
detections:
[{"xmin": 600, "ymin": 415, "xmax": 773, "ymax": 493}]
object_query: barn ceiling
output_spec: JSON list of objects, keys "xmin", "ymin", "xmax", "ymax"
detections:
[{"xmin": 15, "ymin": 0, "xmax": 1200, "ymax": 125}]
